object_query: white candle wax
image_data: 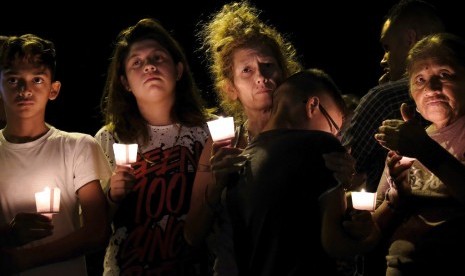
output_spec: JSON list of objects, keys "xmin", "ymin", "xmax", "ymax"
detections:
[
  {"xmin": 400, "ymin": 156, "xmax": 416, "ymax": 165},
  {"xmin": 351, "ymin": 189, "xmax": 377, "ymax": 211},
  {"xmin": 207, "ymin": 116, "xmax": 235, "ymax": 142},
  {"xmin": 35, "ymin": 187, "xmax": 61, "ymax": 216},
  {"xmin": 113, "ymin": 143, "xmax": 138, "ymax": 166}
]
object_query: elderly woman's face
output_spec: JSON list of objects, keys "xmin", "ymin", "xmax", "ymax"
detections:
[{"xmin": 409, "ymin": 58, "xmax": 465, "ymax": 128}]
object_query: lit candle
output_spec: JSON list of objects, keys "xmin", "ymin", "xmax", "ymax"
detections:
[
  {"xmin": 207, "ymin": 116, "xmax": 235, "ymax": 142},
  {"xmin": 35, "ymin": 187, "xmax": 61, "ymax": 217},
  {"xmin": 400, "ymin": 156, "xmax": 416, "ymax": 165},
  {"xmin": 351, "ymin": 189, "xmax": 377, "ymax": 211},
  {"xmin": 113, "ymin": 143, "xmax": 138, "ymax": 166}
]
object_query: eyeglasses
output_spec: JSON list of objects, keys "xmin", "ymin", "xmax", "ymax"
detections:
[
  {"xmin": 319, "ymin": 104, "xmax": 341, "ymax": 137},
  {"xmin": 303, "ymin": 99, "xmax": 341, "ymax": 137}
]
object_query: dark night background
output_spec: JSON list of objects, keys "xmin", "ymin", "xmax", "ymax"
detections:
[{"xmin": 1, "ymin": 0, "xmax": 463, "ymax": 136}]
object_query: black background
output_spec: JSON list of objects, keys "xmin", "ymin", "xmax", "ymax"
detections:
[{"xmin": 1, "ymin": 0, "xmax": 463, "ymax": 135}]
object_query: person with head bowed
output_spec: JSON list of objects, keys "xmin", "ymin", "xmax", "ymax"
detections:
[
  {"xmin": 223, "ymin": 69, "xmax": 380, "ymax": 275},
  {"xmin": 184, "ymin": 2, "xmax": 357, "ymax": 275},
  {"xmin": 184, "ymin": 2, "xmax": 301, "ymax": 274}
]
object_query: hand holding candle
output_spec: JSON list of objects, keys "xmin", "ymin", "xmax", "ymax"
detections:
[
  {"xmin": 113, "ymin": 143, "xmax": 138, "ymax": 166},
  {"xmin": 35, "ymin": 187, "xmax": 61, "ymax": 217},
  {"xmin": 207, "ymin": 116, "xmax": 235, "ymax": 142},
  {"xmin": 351, "ymin": 189, "xmax": 376, "ymax": 211},
  {"xmin": 11, "ymin": 213, "xmax": 54, "ymax": 245}
]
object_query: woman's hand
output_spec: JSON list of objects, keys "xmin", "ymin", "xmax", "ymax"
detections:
[
  {"xmin": 210, "ymin": 139, "xmax": 247, "ymax": 188},
  {"xmin": 384, "ymin": 151, "xmax": 414, "ymax": 208},
  {"xmin": 375, "ymin": 103, "xmax": 430, "ymax": 157},
  {"xmin": 108, "ymin": 165, "xmax": 136, "ymax": 203}
]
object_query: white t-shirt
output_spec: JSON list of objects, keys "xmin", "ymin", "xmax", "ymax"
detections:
[{"xmin": 0, "ymin": 126, "xmax": 112, "ymax": 276}]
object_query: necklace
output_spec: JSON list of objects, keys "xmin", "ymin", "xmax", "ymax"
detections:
[
  {"xmin": 138, "ymin": 124, "xmax": 182, "ymax": 165},
  {"xmin": 234, "ymin": 122, "xmax": 254, "ymax": 148},
  {"xmin": 245, "ymin": 129, "xmax": 253, "ymax": 145},
  {"xmin": 243, "ymin": 121, "xmax": 254, "ymax": 145}
]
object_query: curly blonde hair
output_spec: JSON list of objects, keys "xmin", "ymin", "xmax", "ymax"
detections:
[{"xmin": 198, "ymin": 1, "xmax": 302, "ymax": 125}]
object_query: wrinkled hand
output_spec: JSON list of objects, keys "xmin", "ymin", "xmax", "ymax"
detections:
[
  {"xmin": 385, "ymin": 151, "xmax": 413, "ymax": 206},
  {"xmin": 210, "ymin": 140, "xmax": 248, "ymax": 188},
  {"xmin": 9, "ymin": 212, "xmax": 53, "ymax": 246},
  {"xmin": 342, "ymin": 210, "xmax": 378, "ymax": 240},
  {"xmin": 323, "ymin": 151, "xmax": 355, "ymax": 189},
  {"xmin": 109, "ymin": 165, "xmax": 136, "ymax": 203},
  {"xmin": 375, "ymin": 103, "xmax": 429, "ymax": 157}
]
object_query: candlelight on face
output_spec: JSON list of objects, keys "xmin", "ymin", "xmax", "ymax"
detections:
[
  {"xmin": 351, "ymin": 189, "xmax": 377, "ymax": 211},
  {"xmin": 113, "ymin": 143, "xmax": 138, "ymax": 166},
  {"xmin": 207, "ymin": 116, "xmax": 235, "ymax": 142}
]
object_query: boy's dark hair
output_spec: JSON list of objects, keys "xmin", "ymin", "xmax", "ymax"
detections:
[
  {"xmin": 274, "ymin": 68, "xmax": 346, "ymax": 114},
  {"xmin": 0, "ymin": 34, "xmax": 57, "ymax": 80}
]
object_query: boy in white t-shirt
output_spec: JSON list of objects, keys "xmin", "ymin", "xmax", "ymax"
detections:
[{"xmin": 0, "ymin": 34, "xmax": 112, "ymax": 275}]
